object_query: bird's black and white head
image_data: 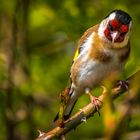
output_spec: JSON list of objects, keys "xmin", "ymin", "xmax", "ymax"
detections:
[{"xmin": 98, "ymin": 10, "xmax": 132, "ymax": 48}]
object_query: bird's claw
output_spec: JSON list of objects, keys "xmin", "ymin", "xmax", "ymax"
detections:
[
  {"xmin": 92, "ymin": 97, "xmax": 101, "ymax": 116},
  {"xmin": 86, "ymin": 92, "xmax": 101, "ymax": 116},
  {"xmin": 116, "ymin": 80, "xmax": 129, "ymax": 90}
]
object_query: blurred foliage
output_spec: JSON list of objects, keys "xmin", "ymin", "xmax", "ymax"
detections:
[{"xmin": 0, "ymin": 0, "xmax": 140, "ymax": 140}]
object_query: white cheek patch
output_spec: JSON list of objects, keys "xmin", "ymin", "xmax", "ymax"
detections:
[
  {"xmin": 98, "ymin": 20, "xmax": 106, "ymax": 39},
  {"xmin": 98, "ymin": 12, "xmax": 116, "ymax": 41},
  {"xmin": 98, "ymin": 19, "xmax": 111, "ymax": 45}
]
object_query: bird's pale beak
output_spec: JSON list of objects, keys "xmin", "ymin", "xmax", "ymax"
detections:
[{"xmin": 111, "ymin": 31, "xmax": 120, "ymax": 43}]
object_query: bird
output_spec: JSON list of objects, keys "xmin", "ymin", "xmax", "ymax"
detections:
[{"xmin": 54, "ymin": 9, "xmax": 132, "ymax": 122}]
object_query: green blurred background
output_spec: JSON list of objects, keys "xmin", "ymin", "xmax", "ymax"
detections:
[{"xmin": 0, "ymin": 0, "xmax": 140, "ymax": 140}]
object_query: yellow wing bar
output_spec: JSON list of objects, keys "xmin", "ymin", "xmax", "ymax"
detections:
[{"xmin": 73, "ymin": 49, "xmax": 79, "ymax": 61}]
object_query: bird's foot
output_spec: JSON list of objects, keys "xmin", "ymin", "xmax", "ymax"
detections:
[
  {"xmin": 92, "ymin": 96, "xmax": 101, "ymax": 116},
  {"xmin": 116, "ymin": 80, "xmax": 129, "ymax": 91},
  {"xmin": 85, "ymin": 88, "xmax": 101, "ymax": 116}
]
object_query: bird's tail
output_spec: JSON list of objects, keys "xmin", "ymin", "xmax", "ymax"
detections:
[{"xmin": 54, "ymin": 88, "xmax": 77, "ymax": 121}]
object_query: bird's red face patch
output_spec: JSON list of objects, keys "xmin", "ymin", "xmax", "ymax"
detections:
[
  {"xmin": 104, "ymin": 19, "xmax": 129, "ymax": 42},
  {"xmin": 110, "ymin": 19, "xmax": 120, "ymax": 29},
  {"xmin": 104, "ymin": 28, "xmax": 112, "ymax": 41},
  {"xmin": 120, "ymin": 25, "xmax": 129, "ymax": 33}
]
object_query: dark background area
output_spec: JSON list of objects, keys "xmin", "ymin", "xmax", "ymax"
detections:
[{"xmin": 0, "ymin": 0, "xmax": 140, "ymax": 139}]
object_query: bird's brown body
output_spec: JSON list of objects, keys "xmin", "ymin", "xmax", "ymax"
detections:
[
  {"xmin": 64, "ymin": 25, "xmax": 130, "ymax": 116},
  {"xmin": 55, "ymin": 10, "xmax": 132, "ymax": 120},
  {"xmin": 71, "ymin": 25, "xmax": 130, "ymax": 92}
]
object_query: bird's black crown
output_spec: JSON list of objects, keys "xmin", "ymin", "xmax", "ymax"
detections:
[{"xmin": 111, "ymin": 9, "xmax": 132, "ymax": 25}]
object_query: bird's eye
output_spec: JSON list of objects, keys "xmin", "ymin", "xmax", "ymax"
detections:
[
  {"xmin": 108, "ymin": 23, "xmax": 113, "ymax": 31},
  {"xmin": 120, "ymin": 25, "xmax": 128, "ymax": 33}
]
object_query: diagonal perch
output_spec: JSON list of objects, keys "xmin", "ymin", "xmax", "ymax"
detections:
[{"xmin": 36, "ymin": 70, "xmax": 140, "ymax": 140}]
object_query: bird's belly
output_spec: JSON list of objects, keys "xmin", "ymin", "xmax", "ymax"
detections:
[{"xmin": 72, "ymin": 59, "xmax": 122, "ymax": 91}]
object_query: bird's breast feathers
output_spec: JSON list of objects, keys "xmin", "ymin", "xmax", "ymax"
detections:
[{"xmin": 71, "ymin": 26, "xmax": 130, "ymax": 90}]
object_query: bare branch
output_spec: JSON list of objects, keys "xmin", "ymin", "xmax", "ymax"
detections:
[{"xmin": 36, "ymin": 70, "xmax": 140, "ymax": 140}]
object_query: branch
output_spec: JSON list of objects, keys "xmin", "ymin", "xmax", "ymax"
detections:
[{"xmin": 36, "ymin": 70, "xmax": 140, "ymax": 140}]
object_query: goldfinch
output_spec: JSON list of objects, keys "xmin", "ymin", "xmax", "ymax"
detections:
[{"xmin": 55, "ymin": 9, "xmax": 132, "ymax": 121}]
